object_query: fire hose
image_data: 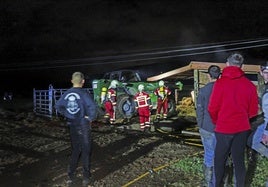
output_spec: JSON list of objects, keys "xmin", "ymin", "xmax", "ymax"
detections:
[{"xmin": 122, "ymin": 150, "xmax": 204, "ymax": 187}]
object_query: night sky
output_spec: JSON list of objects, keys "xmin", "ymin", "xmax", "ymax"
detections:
[{"xmin": 1, "ymin": 0, "xmax": 268, "ymax": 96}]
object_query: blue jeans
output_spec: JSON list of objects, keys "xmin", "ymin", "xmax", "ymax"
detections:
[
  {"xmin": 199, "ymin": 128, "xmax": 216, "ymax": 167},
  {"xmin": 251, "ymin": 123, "xmax": 268, "ymax": 158}
]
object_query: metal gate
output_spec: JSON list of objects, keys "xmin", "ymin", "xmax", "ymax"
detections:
[{"xmin": 33, "ymin": 85, "xmax": 92, "ymax": 118}]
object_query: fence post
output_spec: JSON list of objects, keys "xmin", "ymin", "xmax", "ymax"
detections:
[
  {"xmin": 33, "ymin": 88, "xmax": 36, "ymax": 113},
  {"xmin": 48, "ymin": 84, "xmax": 53, "ymax": 118}
]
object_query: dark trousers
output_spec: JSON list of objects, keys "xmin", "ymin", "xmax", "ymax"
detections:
[
  {"xmin": 68, "ymin": 123, "xmax": 91, "ymax": 180},
  {"xmin": 214, "ymin": 130, "xmax": 250, "ymax": 187}
]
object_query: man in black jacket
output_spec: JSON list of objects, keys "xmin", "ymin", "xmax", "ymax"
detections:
[{"xmin": 55, "ymin": 72, "xmax": 97, "ymax": 186}]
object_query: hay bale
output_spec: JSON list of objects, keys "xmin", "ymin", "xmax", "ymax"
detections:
[
  {"xmin": 176, "ymin": 97, "xmax": 196, "ymax": 121},
  {"xmin": 180, "ymin": 97, "xmax": 193, "ymax": 106}
]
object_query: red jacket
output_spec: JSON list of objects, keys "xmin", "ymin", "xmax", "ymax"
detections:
[
  {"xmin": 208, "ymin": 66, "xmax": 258, "ymax": 134},
  {"xmin": 154, "ymin": 86, "xmax": 171, "ymax": 100},
  {"xmin": 134, "ymin": 91, "xmax": 152, "ymax": 108},
  {"xmin": 107, "ymin": 88, "xmax": 116, "ymax": 105}
]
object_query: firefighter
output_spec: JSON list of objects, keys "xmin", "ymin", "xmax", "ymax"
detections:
[
  {"xmin": 154, "ymin": 80, "xmax": 171, "ymax": 119},
  {"xmin": 104, "ymin": 80, "xmax": 119, "ymax": 124},
  {"xmin": 134, "ymin": 84, "xmax": 152, "ymax": 131}
]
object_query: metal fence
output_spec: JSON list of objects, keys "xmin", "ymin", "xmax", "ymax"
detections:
[{"xmin": 33, "ymin": 85, "xmax": 92, "ymax": 118}]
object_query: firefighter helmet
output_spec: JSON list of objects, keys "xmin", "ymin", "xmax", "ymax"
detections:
[
  {"xmin": 159, "ymin": 80, "xmax": 165, "ymax": 87},
  {"xmin": 138, "ymin": 84, "xmax": 144, "ymax": 92},
  {"xmin": 109, "ymin": 80, "xmax": 119, "ymax": 89}
]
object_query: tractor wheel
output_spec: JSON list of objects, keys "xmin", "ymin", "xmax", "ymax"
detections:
[
  {"xmin": 117, "ymin": 94, "xmax": 136, "ymax": 119},
  {"xmin": 167, "ymin": 99, "xmax": 177, "ymax": 117},
  {"xmin": 96, "ymin": 105, "xmax": 105, "ymax": 119}
]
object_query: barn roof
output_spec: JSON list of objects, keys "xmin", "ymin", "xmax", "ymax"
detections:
[{"xmin": 147, "ymin": 61, "xmax": 260, "ymax": 81}]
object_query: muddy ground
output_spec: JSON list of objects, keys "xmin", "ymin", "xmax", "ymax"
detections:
[{"xmin": 0, "ymin": 99, "xmax": 203, "ymax": 187}]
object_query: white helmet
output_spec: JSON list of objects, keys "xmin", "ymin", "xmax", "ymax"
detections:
[
  {"xmin": 109, "ymin": 80, "xmax": 119, "ymax": 89},
  {"xmin": 138, "ymin": 84, "xmax": 144, "ymax": 92},
  {"xmin": 159, "ymin": 80, "xmax": 165, "ymax": 87}
]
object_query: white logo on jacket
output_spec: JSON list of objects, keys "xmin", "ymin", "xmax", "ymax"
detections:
[{"xmin": 64, "ymin": 93, "xmax": 81, "ymax": 114}]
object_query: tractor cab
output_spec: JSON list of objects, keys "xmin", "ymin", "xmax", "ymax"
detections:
[{"xmin": 103, "ymin": 69, "xmax": 142, "ymax": 82}]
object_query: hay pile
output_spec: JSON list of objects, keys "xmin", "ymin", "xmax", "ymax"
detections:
[{"xmin": 176, "ymin": 97, "xmax": 196, "ymax": 122}]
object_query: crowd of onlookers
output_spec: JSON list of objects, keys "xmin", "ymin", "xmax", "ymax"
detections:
[{"xmin": 196, "ymin": 52, "xmax": 268, "ymax": 187}]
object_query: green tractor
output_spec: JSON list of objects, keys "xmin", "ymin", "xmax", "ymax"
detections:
[{"xmin": 91, "ymin": 70, "xmax": 181, "ymax": 122}]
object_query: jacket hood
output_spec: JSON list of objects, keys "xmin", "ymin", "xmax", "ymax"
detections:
[{"xmin": 221, "ymin": 66, "xmax": 244, "ymax": 79}]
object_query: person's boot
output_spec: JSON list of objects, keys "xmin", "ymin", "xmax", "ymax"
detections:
[
  {"xmin": 202, "ymin": 164, "xmax": 213, "ymax": 187},
  {"xmin": 67, "ymin": 166, "xmax": 75, "ymax": 186},
  {"xmin": 82, "ymin": 178, "xmax": 89, "ymax": 187},
  {"xmin": 66, "ymin": 178, "xmax": 73, "ymax": 187}
]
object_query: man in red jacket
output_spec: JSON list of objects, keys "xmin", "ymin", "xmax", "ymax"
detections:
[{"xmin": 208, "ymin": 52, "xmax": 258, "ymax": 187}]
